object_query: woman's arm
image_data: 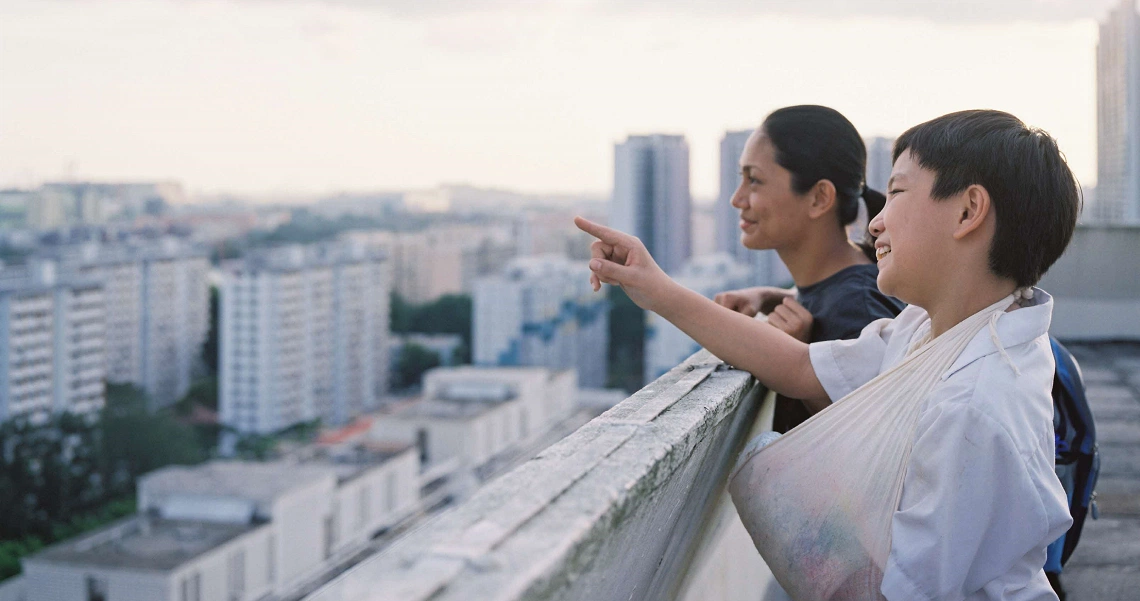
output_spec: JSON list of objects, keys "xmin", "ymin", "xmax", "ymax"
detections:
[{"xmin": 575, "ymin": 216, "xmax": 829, "ymax": 406}]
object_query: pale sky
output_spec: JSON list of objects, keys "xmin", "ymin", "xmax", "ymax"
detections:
[{"xmin": 0, "ymin": 0, "xmax": 1114, "ymax": 199}]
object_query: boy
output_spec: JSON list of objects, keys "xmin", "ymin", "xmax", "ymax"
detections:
[{"xmin": 575, "ymin": 110, "xmax": 1078, "ymax": 600}]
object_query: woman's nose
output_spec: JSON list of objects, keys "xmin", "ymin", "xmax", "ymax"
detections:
[{"xmin": 730, "ymin": 184, "xmax": 747, "ymax": 209}]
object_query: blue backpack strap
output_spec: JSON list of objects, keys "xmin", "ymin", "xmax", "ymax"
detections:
[{"xmin": 1050, "ymin": 337, "xmax": 1096, "ymax": 454}]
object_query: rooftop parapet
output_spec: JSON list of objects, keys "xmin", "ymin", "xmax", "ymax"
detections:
[{"xmin": 304, "ymin": 349, "xmax": 770, "ymax": 601}]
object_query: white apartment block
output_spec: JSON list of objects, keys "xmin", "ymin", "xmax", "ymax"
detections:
[
  {"xmin": 645, "ymin": 254, "xmax": 751, "ymax": 382},
  {"xmin": 343, "ymin": 224, "xmax": 516, "ymax": 304},
  {"xmin": 473, "ymin": 255, "xmax": 609, "ymax": 388},
  {"xmin": 20, "ymin": 448, "xmax": 418, "ymax": 601},
  {"xmin": 371, "ymin": 366, "xmax": 576, "ymax": 471},
  {"xmin": 43, "ymin": 240, "xmax": 210, "ymax": 409},
  {"xmin": 1097, "ymin": 0, "xmax": 1140, "ymax": 223},
  {"xmin": 0, "ymin": 261, "xmax": 105, "ymax": 423},
  {"xmin": 220, "ymin": 244, "xmax": 390, "ymax": 434}
]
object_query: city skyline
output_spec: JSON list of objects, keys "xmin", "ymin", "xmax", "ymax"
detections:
[{"xmin": 0, "ymin": 0, "xmax": 1110, "ymax": 200}]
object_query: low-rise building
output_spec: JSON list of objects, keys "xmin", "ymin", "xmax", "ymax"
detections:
[
  {"xmin": 371, "ymin": 366, "xmax": 576, "ymax": 472},
  {"xmin": 21, "ymin": 447, "xmax": 418, "ymax": 601}
]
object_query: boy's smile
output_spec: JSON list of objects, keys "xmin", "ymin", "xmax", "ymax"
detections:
[{"xmin": 868, "ymin": 150, "xmax": 960, "ymax": 306}]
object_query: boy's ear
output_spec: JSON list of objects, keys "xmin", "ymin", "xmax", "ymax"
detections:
[
  {"xmin": 807, "ymin": 180, "xmax": 837, "ymax": 220},
  {"xmin": 951, "ymin": 184, "xmax": 992, "ymax": 241}
]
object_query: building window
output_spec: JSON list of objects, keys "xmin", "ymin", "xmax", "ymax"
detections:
[
  {"xmin": 416, "ymin": 429, "xmax": 429, "ymax": 465},
  {"xmin": 86, "ymin": 575, "xmax": 108, "ymax": 601},
  {"xmin": 228, "ymin": 549, "xmax": 245, "ymax": 601},
  {"xmin": 267, "ymin": 534, "xmax": 276, "ymax": 584},
  {"xmin": 323, "ymin": 514, "xmax": 336, "ymax": 560},
  {"xmin": 180, "ymin": 572, "xmax": 201, "ymax": 601},
  {"xmin": 386, "ymin": 471, "xmax": 398, "ymax": 513},
  {"xmin": 359, "ymin": 486, "xmax": 370, "ymax": 527}
]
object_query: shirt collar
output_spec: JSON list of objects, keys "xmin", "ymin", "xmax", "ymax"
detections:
[{"xmin": 941, "ymin": 287, "xmax": 1054, "ymax": 380}]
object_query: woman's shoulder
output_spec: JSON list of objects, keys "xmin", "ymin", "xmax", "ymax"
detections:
[{"xmin": 801, "ymin": 265, "xmax": 908, "ymax": 340}]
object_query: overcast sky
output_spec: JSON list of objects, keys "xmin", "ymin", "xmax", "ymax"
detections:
[{"xmin": 0, "ymin": 0, "xmax": 1118, "ymax": 199}]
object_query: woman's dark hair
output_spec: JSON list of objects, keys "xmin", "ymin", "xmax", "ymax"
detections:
[
  {"xmin": 762, "ymin": 105, "xmax": 885, "ymax": 261},
  {"xmin": 893, "ymin": 109, "xmax": 1081, "ymax": 287}
]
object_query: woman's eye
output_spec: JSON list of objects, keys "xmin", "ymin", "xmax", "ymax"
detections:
[{"xmin": 750, "ymin": 178, "xmax": 762, "ymax": 185}]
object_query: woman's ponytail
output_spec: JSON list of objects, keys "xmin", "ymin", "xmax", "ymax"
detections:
[{"xmin": 858, "ymin": 186, "xmax": 887, "ymax": 262}]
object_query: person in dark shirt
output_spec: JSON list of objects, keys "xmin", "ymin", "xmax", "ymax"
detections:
[{"xmin": 714, "ymin": 105, "xmax": 904, "ymax": 432}]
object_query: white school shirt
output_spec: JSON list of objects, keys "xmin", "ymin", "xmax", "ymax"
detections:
[{"xmin": 808, "ymin": 288, "xmax": 1072, "ymax": 601}]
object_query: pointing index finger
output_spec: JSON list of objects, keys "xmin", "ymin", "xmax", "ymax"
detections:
[{"xmin": 574, "ymin": 216, "xmax": 631, "ymax": 246}]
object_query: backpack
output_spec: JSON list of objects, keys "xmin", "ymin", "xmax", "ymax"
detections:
[{"xmin": 1045, "ymin": 337, "xmax": 1100, "ymax": 573}]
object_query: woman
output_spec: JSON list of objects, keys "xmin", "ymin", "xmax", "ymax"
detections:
[{"xmin": 713, "ymin": 105, "xmax": 904, "ymax": 433}]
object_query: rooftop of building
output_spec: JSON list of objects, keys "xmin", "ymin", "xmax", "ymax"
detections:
[
  {"xmin": 304, "ymin": 438, "xmax": 417, "ymax": 484},
  {"xmin": 0, "ymin": 263, "xmax": 102, "ymax": 294},
  {"xmin": 223, "ymin": 242, "xmax": 387, "ymax": 275},
  {"xmin": 385, "ymin": 393, "xmax": 517, "ymax": 421},
  {"xmin": 140, "ymin": 460, "xmax": 337, "ymax": 509},
  {"xmin": 28, "ymin": 515, "xmax": 261, "ymax": 572}
]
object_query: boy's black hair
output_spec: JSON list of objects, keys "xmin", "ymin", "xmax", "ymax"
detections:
[{"xmin": 893, "ymin": 110, "xmax": 1081, "ymax": 287}]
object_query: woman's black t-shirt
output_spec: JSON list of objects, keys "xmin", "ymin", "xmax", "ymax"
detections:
[{"xmin": 771, "ymin": 263, "xmax": 906, "ymax": 433}]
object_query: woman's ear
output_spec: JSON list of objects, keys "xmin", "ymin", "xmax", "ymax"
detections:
[
  {"xmin": 807, "ymin": 180, "xmax": 837, "ymax": 220},
  {"xmin": 952, "ymin": 184, "xmax": 992, "ymax": 240}
]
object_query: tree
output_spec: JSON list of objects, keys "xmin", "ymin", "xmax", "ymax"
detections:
[
  {"xmin": 390, "ymin": 292, "xmax": 473, "ymax": 362},
  {"xmin": 0, "ymin": 386, "xmax": 204, "ymax": 582},
  {"xmin": 102, "ymin": 384, "xmax": 204, "ymax": 488},
  {"xmin": 606, "ymin": 286, "xmax": 645, "ymax": 393},
  {"xmin": 174, "ymin": 377, "xmax": 219, "ymax": 415},
  {"xmin": 202, "ymin": 287, "xmax": 220, "ymax": 374},
  {"xmin": 393, "ymin": 344, "xmax": 442, "ymax": 390}
]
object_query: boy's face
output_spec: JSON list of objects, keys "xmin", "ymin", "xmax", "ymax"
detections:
[{"xmin": 869, "ymin": 150, "xmax": 965, "ymax": 306}]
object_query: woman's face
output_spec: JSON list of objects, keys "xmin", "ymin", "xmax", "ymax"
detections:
[{"xmin": 731, "ymin": 132, "xmax": 813, "ymax": 251}]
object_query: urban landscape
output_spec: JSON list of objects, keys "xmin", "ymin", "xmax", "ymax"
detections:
[{"xmin": 1, "ymin": 0, "xmax": 1139, "ymax": 600}]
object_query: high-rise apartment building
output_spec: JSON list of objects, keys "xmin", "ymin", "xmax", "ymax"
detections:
[
  {"xmin": 716, "ymin": 130, "xmax": 752, "ymax": 260},
  {"xmin": 220, "ymin": 244, "xmax": 390, "ymax": 434},
  {"xmin": 1097, "ymin": 0, "xmax": 1140, "ymax": 223},
  {"xmin": 864, "ymin": 136, "xmax": 895, "ymax": 194},
  {"xmin": 473, "ymin": 256, "xmax": 609, "ymax": 388},
  {"xmin": 0, "ymin": 261, "xmax": 105, "ymax": 423},
  {"xmin": 45, "ymin": 240, "xmax": 210, "ymax": 409},
  {"xmin": 714, "ymin": 130, "xmax": 792, "ymax": 288},
  {"xmin": 613, "ymin": 134, "xmax": 692, "ymax": 274}
]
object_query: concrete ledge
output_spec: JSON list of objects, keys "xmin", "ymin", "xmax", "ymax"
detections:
[{"xmin": 303, "ymin": 350, "xmax": 765, "ymax": 601}]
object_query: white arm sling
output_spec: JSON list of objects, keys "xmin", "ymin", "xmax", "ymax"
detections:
[{"xmin": 728, "ymin": 293, "xmax": 1021, "ymax": 600}]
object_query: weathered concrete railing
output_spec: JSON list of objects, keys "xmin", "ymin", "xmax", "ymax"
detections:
[{"xmin": 304, "ymin": 350, "xmax": 775, "ymax": 601}]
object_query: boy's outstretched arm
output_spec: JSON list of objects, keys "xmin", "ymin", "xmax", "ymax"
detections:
[{"xmin": 574, "ymin": 217, "xmax": 829, "ymax": 407}]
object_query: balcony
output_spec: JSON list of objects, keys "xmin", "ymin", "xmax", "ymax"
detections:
[{"xmin": 304, "ymin": 349, "xmax": 778, "ymax": 601}]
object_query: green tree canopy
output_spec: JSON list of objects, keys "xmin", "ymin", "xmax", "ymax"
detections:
[{"xmin": 393, "ymin": 343, "xmax": 443, "ymax": 390}]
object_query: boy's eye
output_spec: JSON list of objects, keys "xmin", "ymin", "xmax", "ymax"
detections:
[{"xmin": 888, "ymin": 189, "xmax": 904, "ymax": 196}]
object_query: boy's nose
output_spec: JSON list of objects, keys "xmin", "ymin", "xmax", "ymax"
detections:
[{"xmin": 868, "ymin": 213, "xmax": 885, "ymax": 237}]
